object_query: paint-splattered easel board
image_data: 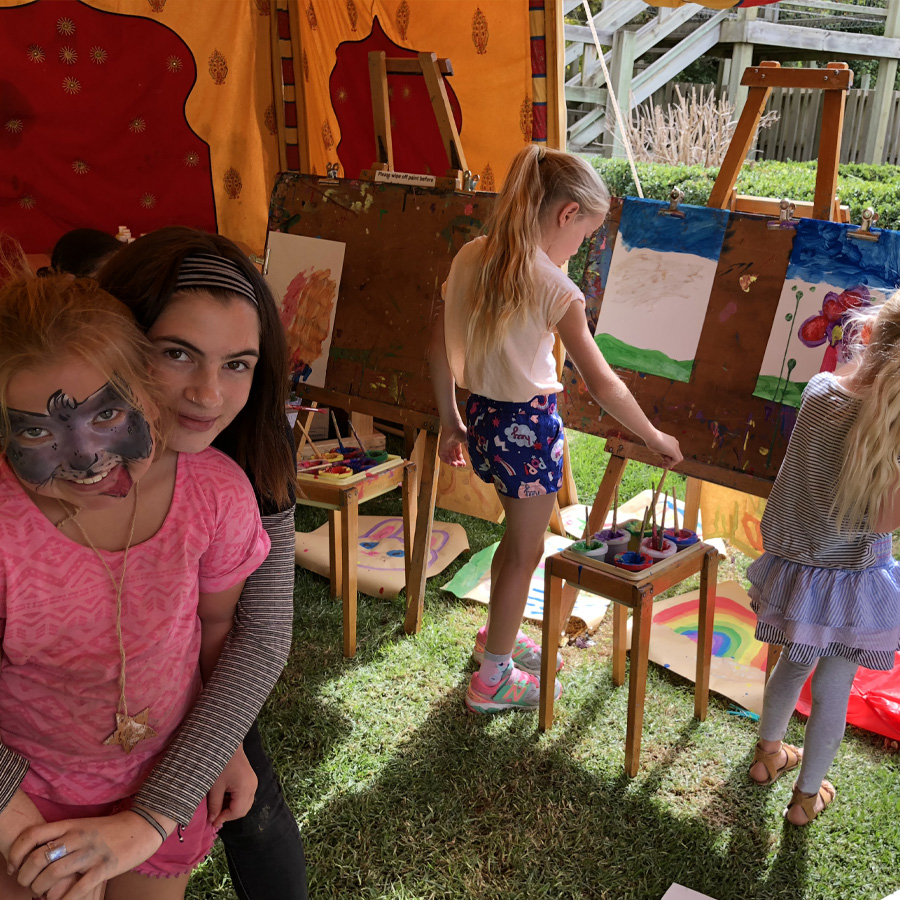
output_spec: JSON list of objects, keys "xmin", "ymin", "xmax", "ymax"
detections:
[
  {"xmin": 563, "ymin": 196, "xmax": 799, "ymax": 492},
  {"xmin": 268, "ymin": 173, "xmax": 492, "ymax": 423}
]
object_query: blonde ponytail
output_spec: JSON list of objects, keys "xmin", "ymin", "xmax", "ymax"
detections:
[{"xmin": 464, "ymin": 146, "xmax": 610, "ymax": 382}]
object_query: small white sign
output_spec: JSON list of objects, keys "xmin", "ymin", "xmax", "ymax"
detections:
[
  {"xmin": 373, "ymin": 170, "xmax": 437, "ymax": 188},
  {"xmin": 661, "ymin": 886, "xmax": 718, "ymax": 900}
]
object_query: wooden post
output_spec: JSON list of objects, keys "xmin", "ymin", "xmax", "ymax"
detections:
[
  {"xmin": 419, "ymin": 52, "xmax": 467, "ymax": 174},
  {"xmin": 368, "ymin": 52, "xmax": 393, "ymax": 169},
  {"xmin": 727, "ymin": 8, "xmax": 758, "ymax": 118},
  {"xmin": 404, "ymin": 431, "xmax": 440, "ymax": 635},
  {"xmin": 814, "ymin": 63, "xmax": 850, "ymax": 221},
  {"xmin": 606, "ymin": 28, "xmax": 636, "ymax": 159},
  {"xmin": 863, "ymin": 2, "xmax": 900, "ymax": 165}
]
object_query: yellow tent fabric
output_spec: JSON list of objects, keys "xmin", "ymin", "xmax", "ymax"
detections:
[{"xmin": 296, "ymin": 0, "xmax": 535, "ymax": 190}]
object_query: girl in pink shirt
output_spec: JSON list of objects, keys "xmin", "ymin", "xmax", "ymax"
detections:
[
  {"xmin": 0, "ymin": 271, "xmax": 269, "ymax": 900},
  {"xmin": 431, "ymin": 145, "xmax": 683, "ymax": 713}
]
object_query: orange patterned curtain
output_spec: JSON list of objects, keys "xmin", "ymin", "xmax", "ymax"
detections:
[{"xmin": 294, "ymin": 0, "xmax": 535, "ymax": 190}]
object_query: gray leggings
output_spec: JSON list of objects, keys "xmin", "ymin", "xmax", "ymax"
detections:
[{"xmin": 759, "ymin": 653, "xmax": 859, "ymax": 793}]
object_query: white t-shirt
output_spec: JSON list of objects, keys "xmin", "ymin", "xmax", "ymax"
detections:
[{"xmin": 442, "ymin": 235, "xmax": 584, "ymax": 403}]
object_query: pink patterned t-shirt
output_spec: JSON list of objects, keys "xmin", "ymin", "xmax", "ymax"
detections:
[{"xmin": 0, "ymin": 448, "xmax": 271, "ymax": 806}]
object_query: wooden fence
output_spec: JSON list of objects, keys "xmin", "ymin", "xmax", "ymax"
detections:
[{"xmin": 633, "ymin": 81, "xmax": 900, "ymax": 166}]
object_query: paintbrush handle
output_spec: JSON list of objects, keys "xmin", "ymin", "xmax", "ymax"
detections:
[
  {"xmin": 294, "ymin": 418, "xmax": 323, "ymax": 458},
  {"xmin": 346, "ymin": 417, "xmax": 369, "ymax": 455}
]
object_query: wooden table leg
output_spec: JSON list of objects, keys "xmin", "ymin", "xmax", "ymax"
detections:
[
  {"xmin": 624, "ymin": 584, "xmax": 653, "ymax": 777},
  {"xmin": 612, "ymin": 603, "xmax": 627, "ymax": 687},
  {"xmin": 401, "ymin": 462, "xmax": 417, "ymax": 594},
  {"xmin": 539, "ymin": 561, "xmax": 562, "ymax": 732},
  {"xmin": 327, "ymin": 509, "xmax": 342, "ymax": 600},
  {"xmin": 340, "ymin": 494, "xmax": 359, "ymax": 658},
  {"xmin": 694, "ymin": 546, "xmax": 719, "ymax": 721},
  {"xmin": 404, "ymin": 430, "xmax": 439, "ymax": 635}
]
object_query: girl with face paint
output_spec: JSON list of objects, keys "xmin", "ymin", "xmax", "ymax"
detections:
[
  {"xmin": 0, "ymin": 271, "xmax": 271, "ymax": 900},
  {"xmin": 98, "ymin": 228, "xmax": 307, "ymax": 900}
]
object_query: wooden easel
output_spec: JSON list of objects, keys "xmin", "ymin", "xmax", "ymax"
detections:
[{"xmin": 582, "ymin": 60, "xmax": 852, "ymax": 541}]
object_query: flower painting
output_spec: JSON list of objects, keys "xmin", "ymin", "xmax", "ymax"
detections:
[{"xmin": 754, "ymin": 219, "xmax": 900, "ymax": 408}]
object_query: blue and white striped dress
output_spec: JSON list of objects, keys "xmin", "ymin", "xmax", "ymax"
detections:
[{"xmin": 747, "ymin": 372, "xmax": 900, "ymax": 671}]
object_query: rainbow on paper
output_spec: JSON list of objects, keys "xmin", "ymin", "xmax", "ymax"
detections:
[{"xmin": 653, "ymin": 595, "xmax": 768, "ymax": 671}]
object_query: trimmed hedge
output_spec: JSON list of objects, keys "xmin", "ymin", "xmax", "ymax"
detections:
[{"xmin": 589, "ymin": 158, "xmax": 900, "ymax": 231}]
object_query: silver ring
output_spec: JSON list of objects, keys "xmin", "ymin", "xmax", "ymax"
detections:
[{"xmin": 44, "ymin": 841, "xmax": 68, "ymax": 863}]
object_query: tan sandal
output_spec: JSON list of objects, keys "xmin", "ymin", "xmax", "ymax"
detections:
[
  {"xmin": 749, "ymin": 741, "xmax": 802, "ymax": 786},
  {"xmin": 784, "ymin": 781, "xmax": 836, "ymax": 825}
]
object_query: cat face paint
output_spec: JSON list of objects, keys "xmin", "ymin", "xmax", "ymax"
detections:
[{"xmin": 5, "ymin": 375, "xmax": 153, "ymax": 502}]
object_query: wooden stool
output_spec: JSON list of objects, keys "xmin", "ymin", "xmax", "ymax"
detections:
[
  {"xmin": 539, "ymin": 541, "xmax": 719, "ymax": 776},
  {"xmin": 296, "ymin": 459, "xmax": 419, "ymax": 657}
]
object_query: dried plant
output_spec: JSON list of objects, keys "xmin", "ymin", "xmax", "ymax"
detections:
[{"xmin": 625, "ymin": 85, "xmax": 778, "ymax": 167}]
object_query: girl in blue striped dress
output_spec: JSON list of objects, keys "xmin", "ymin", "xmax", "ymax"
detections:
[{"xmin": 746, "ymin": 292, "xmax": 900, "ymax": 825}]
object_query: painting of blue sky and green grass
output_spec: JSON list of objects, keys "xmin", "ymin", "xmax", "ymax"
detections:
[
  {"xmin": 593, "ymin": 197, "xmax": 729, "ymax": 383},
  {"xmin": 754, "ymin": 218, "xmax": 900, "ymax": 408}
]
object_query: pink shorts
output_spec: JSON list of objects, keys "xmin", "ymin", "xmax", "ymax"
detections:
[{"xmin": 28, "ymin": 793, "xmax": 218, "ymax": 878}]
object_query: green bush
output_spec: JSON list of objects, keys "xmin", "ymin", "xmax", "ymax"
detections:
[{"xmin": 588, "ymin": 157, "xmax": 900, "ymax": 231}]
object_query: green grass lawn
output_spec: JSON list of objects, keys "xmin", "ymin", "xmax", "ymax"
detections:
[{"xmin": 186, "ymin": 433, "xmax": 900, "ymax": 900}]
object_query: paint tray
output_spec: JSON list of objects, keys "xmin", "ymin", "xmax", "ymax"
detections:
[
  {"xmin": 560, "ymin": 539, "xmax": 708, "ymax": 582},
  {"xmin": 297, "ymin": 454, "xmax": 403, "ymax": 485}
]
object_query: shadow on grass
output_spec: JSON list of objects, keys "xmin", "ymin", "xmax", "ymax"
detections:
[{"xmin": 298, "ymin": 675, "xmax": 798, "ymax": 900}]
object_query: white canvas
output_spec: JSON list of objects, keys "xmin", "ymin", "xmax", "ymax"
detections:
[{"xmin": 265, "ymin": 231, "xmax": 346, "ymax": 389}]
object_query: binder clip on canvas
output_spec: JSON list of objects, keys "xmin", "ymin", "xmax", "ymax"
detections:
[
  {"xmin": 848, "ymin": 207, "xmax": 880, "ymax": 242},
  {"xmin": 658, "ymin": 188, "xmax": 685, "ymax": 219},
  {"xmin": 767, "ymin": 198, "xmax": 799, "ymax": 230}
]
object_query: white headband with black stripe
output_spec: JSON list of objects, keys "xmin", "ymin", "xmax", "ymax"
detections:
[{"xmin": 174, "ymin": 253, "xmax": 258, "ymax": 306}]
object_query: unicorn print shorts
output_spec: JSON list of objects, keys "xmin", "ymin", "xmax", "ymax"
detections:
[{"xmin": 466, "ymin": 393, "xmax": 565, "ymax": 499}]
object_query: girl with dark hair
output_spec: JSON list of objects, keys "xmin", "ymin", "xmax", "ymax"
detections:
[
  {"xmin": 38, "ymin": 229, "xmax": 123, "ymax": 279},
  {"xmin": 52, "ymin": 226, "xmax": 305, "ymax": 899}
]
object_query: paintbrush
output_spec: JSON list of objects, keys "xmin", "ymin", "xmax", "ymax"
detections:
[
  {"xmin": 651, "ymin": 470, "xmax": 668, "ymax": 515},
  {"xmin": 582, "ymin": 503, "xmax": 590, "ymax": 540},
  {"xmin": 346, "ymin": 416, "xmax": 369, "ymax": 455},
  {"xmin": 296, "ymin": 461, "xmax": 332, "ymax": 474},
  {"xmin": 294, "ymin": 418, "xmax": 323, "ymax": 458},
  {"xmin": 329, "ymin": 409, "xmax": 345, "ymax": 452},
  {"xmin": 611, "ymin": 484, "xmax": 619, "ymax": 534},
  {"xmin": 672, "ymin": 482, "xmax": 680, "ymax": 532},
  {"xmin": 639, "ymin": 505, "xmax": 650, "ymax": 545},
  {"xmin": 287, "ymin": 405, "xmax": 328, "ymax": 414},
  {"xmin": 659, "ymin": 492, "xmax": 668, "ymax": 551},
  {"xmin": 651, "ymin": 501, "xmax": 658, "ymax": 550}
]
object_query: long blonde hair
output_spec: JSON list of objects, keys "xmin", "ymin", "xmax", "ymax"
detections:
[
  {"xmin": 832, "ymin": 291, "xmax": 900, "ymax": 531},
  {"xmin": 0, "ymin": 266, "xmax": 163, "ymax": 450},
  {"xmin": 465, "ymin": 145, "xmax": 610, "ymax": 379}
]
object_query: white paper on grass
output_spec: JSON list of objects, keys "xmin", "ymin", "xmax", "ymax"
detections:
[
  {"xmin": 660, "ymin": 885, "xmax": 718, "ymax": 900},
  {"xmin": 265, "ymin": 231, "xmax": 346, "ymax": 389}
]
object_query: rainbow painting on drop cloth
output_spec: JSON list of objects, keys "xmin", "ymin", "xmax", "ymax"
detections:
[{"xmin": 593, "ymin": 197, "xmax": 729, "ymax": 383}]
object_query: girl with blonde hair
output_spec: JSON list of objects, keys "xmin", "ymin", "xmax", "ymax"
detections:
[
  {"xmin": 430, "ymin": 145, "xmax": 682, "ymax": 713},
  {"xmin": 747, "ymin": 292, "xmax": 900, "ymax": 824}
]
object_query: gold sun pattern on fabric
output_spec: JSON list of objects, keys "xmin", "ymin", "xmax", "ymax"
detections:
[
  {"xmin": 166, "ymin": 55, "xmax": 183, "ymax": 73},
  {"xmin": 59, "ymin": 46, "xmax": 78, "ymax": 65},
  {"xmin": 72, "ymin": 159, "xmax": 90, "ymax": 175},
  {"xmin": 19, "ymin": 195, "xmax": 36, "ymax": 210},
  {"xmin": 62, "ymin": 77, "xmax": 81, "ymax": 95},
  {"xmin": 140, "ymin": 192, "xmax": 157, "ymax": 209},
  {"xmin": 57, "ymin": 17, "xmax": 76, "ymax": 35},
  {"xmin": 27, "ymin": 44, "xmax": 45, "ymax": 63},
  {"xmin": 129, "ymin": 117, "xmax": 147, "ymax": 133},
  {"xmin": 184, "ymin": 151, "xmax": 200, "ymax": 167},
  {"xmin": 90, "ymin": 46, "xmax": 108, "ymax": 65},
  {"xmin": 5, "ymin": 119, "xmax": 23, "ymax": 134}
]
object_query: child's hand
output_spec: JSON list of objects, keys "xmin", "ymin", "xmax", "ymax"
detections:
[
  {"xmin": 208, "ymin": 745, "xmax": 258, "ymax": 828},
  {"xmin": 438, "ymin": 424, "xmax": 467, "ymax": 467},
  {"xmin": 646, "ymin": 429, "xmax": 683, "ymax": 467}
]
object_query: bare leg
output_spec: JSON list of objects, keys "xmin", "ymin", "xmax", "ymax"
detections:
[{"xmin": 483, "ymin": 492, "xmax": 559, "ymax": 657}]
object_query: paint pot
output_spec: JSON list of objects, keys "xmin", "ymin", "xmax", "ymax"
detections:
[
  {"xmin": 664, "ymin": 528, "xmax": 700, "ymax": 552},
  {"xmin": 325, "ymin": 465, "xmax": 353, "ymax": 478},
  {"xmin": 323, "ymin": 452, "xmax": 343, "ymax": 462},
  {"xmin": 594, "ymin": 528, "xmax": 630, "ymax": 563},
  {"xmin": 569, "ymin": 538, "xmax": 608, "ymax": 560},
  {"xmin": 621, "ymin": 519, "xmax": 645, "ymax": 553},
  {"xmin": 341, "ymin": 448, "xmax": 363, "ymax": 460},
  {"xmin": 640, "ymin": 536, "xmax": 677, "ymax": 561},
  {"xmin": 613, "ymin": 551, "xmax": 654, "ymax": 573},
  {"xmin": 366, "ymin": 450, "xmax": 389, "ymax": 464}
]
